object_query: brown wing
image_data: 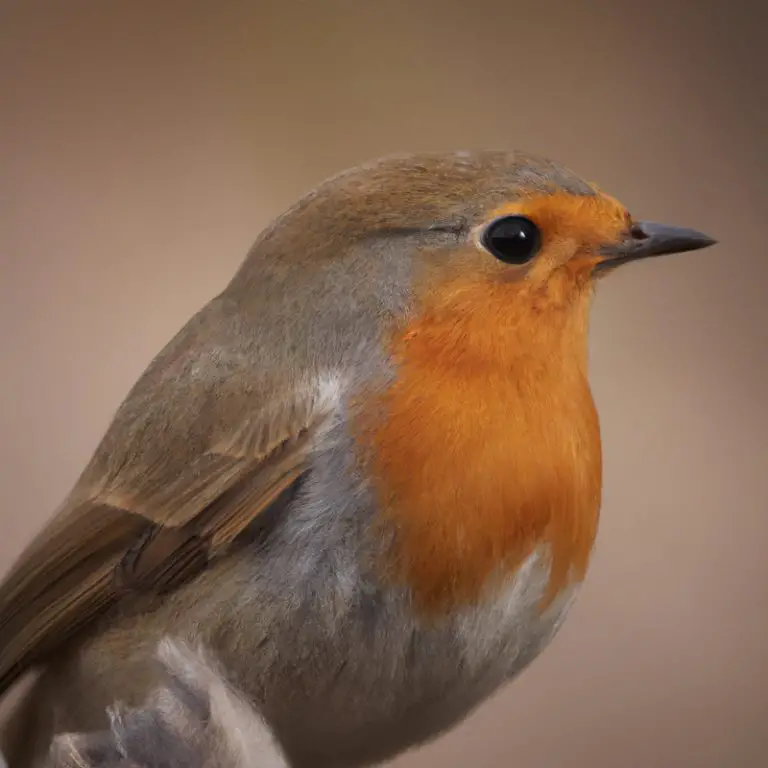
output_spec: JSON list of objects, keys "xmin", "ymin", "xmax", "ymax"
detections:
[
  {"xmin": 0, "ymin": 417, "xmax": 320, "ymax": 695},
  {"xmin": 0, "ymin": 304, "xmax": 333, "ymax": 695}
]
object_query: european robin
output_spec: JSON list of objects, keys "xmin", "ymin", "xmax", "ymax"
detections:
[{"xmin": 0, "ymin": 151, "xmax": 716, "ymax": 768}]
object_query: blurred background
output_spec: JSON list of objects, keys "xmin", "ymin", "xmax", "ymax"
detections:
[{"xmin": 1, "ymin": 0, "xmax": 766, "ymax": 765}]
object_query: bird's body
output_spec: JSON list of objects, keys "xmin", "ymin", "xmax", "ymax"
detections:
[
  {"xmin": 0, "ymin": 151, "xmax": 715, "ymax": 767},
  {"xmin": 28, "ymin": 541, "xmax": 574, "ymax": 768}
]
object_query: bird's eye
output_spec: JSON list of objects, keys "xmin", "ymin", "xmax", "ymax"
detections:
[{"xmin": 481, "ymin": 215, "xmax": 541, "ymax": 265}]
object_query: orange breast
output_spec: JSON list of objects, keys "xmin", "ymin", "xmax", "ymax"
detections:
[{"xmin": 355, "ymin": 272, "xmax": 603, "ymax": 617}]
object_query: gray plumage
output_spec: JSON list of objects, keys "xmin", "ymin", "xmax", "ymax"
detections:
[{"xmin": 45, "ymin": 638, "xmax": 287, "ymax": 768}]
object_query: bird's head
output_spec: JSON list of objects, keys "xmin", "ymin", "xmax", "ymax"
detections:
[{"xmin": 234, "ymin": 150, "xmax": 716, "ymax": 369}]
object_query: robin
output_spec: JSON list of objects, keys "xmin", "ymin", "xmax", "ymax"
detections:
[{"xmin": 0, "ymin": 151, "xmax": 716, "ymax": 768}]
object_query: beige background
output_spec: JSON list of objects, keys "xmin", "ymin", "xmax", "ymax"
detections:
[{"xmin": 1, "ymin": 0, "xmax": 766, "ymax": 765}]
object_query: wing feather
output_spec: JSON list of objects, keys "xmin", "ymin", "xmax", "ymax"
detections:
[{"xmin": 0, "ymin": 302, "xmax": 337, "ymax": 694}]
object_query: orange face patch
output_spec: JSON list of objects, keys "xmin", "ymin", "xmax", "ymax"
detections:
[
  {"xmin": 355, "ymin": 243, "xmax": 604, "ymax": 618},
  {"xmin": 483, "ymin": 191, "xmax": 631, "ymax": 275}
]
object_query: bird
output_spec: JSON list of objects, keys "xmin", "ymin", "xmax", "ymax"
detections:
[
  {"xmin": 45, "ymin": 638, "xmax": 288, "ymax": 768},
  {"xmin": 0, "ymin": 150, "xmax": 716, "ymax": 768}
]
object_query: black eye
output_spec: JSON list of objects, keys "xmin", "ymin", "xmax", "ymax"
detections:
[{"xmin": 482, "ymin": 215, "xmax": 541, "ymax": 265}]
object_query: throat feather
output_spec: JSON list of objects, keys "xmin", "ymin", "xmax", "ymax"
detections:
[{"xmin": 357, "ymin": 278, "xmax": 602, "ymax": 617}]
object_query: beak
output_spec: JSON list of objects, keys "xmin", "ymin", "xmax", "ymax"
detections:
[{"xmin": 597, "ymin": 221, "xmax": 717, "ymax": 272}]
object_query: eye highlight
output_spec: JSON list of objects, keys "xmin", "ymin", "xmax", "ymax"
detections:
[{"xmin": 481, "ymin": 215, "xmax": 541, "ymax": 265}]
